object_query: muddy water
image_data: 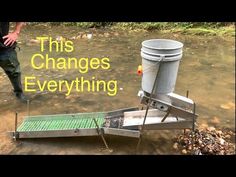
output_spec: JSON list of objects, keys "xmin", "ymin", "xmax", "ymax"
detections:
[{"xmin": 0, "ymin": 25, "xmax": 235, "ymax": 154}]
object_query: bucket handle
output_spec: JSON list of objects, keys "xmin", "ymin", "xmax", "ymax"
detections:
[
  {"xmin": 156, "ymin": 54, "xmax": 164, "ymax": 77},
  {"xmin": 142, "ymin": 55, "xmax": 165, "ymax": 74},
  {"xmin": 160, "ymin": 55, "xmax": 165, "ymax": 61}
]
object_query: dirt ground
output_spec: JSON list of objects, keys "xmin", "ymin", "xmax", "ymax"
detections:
[{"xmin": 0, "ymin": 26, "xmax": 235, "ymax": 155}]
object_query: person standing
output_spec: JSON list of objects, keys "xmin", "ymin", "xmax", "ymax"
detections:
[{"xmin": 0, "ymin": 22, "xmax": 27, "ymax": 102}]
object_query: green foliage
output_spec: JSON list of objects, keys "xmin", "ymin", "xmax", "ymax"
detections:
[{"xmin": 25, "ymin": 22, "xmax": 235, "ymax": 36}]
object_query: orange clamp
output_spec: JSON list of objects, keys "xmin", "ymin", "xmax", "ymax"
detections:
[{"xmin": 137, "ymin": 65, "xmax": 143, "ymax": 75}]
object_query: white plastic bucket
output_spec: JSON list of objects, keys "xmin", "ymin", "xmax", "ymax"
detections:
[{"xmin": 141, "ymin": 39, "xmax": 183, "ymax": 95}]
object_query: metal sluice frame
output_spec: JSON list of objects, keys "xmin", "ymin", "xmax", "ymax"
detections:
[
  {"xmin": 11, "ymin": 101, "xmax": 197, "ymax": 140},
  {"xmin": 10, "ymin": 102, "xmax": 197, "ymax": 151}
]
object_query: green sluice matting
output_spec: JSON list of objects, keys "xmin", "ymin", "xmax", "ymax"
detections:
[{"xmin": 17, "ymin": 112, "xmax": 105, "ymax": 132}]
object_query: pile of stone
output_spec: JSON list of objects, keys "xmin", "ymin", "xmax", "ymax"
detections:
[{"xmin": 173, "ymin": 127, "xmax": 235, "ymax": 155}]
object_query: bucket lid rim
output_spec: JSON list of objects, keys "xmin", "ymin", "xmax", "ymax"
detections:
[
  {"xmin": 141, "ymin": 48, "xmax": 183, "ymax": 57},
  {"xmin": 141, "ymin": 51, "xmax": 182, "ymax": 62},
  {"xmin": 142, "ymin": 39, "xmax": 183, "ymax": 50}
]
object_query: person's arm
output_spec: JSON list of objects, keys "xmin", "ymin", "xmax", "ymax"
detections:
[{"xmin": 3, "ymin": 22, "xmax": 25, "ymax": 46}]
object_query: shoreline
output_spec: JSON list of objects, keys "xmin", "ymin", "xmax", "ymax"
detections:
[{"xmin": 24, "ymin": 22, "xmax": 235, "ymax": 37}]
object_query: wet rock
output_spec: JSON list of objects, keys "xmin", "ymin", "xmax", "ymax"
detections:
[
  {"xmin": 29, "ymin": 39, "xmax": 41, "ymax": 44},
  {"xmin": 173, "ymin": 126, "xmax": 235, "ymax": 155},
  {"xmin": 198, "ymin": 140, "xmax": 203, "ymax": 145},
  {"xmin": 194, "ymin": 149, "xmax": 202, "ymax": 155},
  {"xmin": 87, "ymin": 34, "xmax": 93, "ymax": 39},
  {"xmin": 210, "ymin": 116, "xmax": 220, "ymax": 124},
  {"xmin": 187, "ymin": 146, "xmax": 192, "ymax": 151},
  {"xmin": 182, "ymin": 149, "xmax": 187, "ymax": 154},
  {"xmin": 208, "ymin": 149, "xmax": 214, "ymax": 154},
  {"xmin": 200, "ymin": 123, "xmax": 209, "ymax": 129},
  {"xmin": 75, "ymin": 33, "xmax": 87, "ymax": 39},
  {"xmin": 104, "ymin": 32, "xmax": 110, "ymax": 37},
  {"xmin": 179, "ymin": 138, "xmax": 187, "ymax": 146},
  {"xmin": 201, "ymin": 146, "xmax": 209, "ymax": 154},
  {"xmin": 216, "ymin": 130, "xmax": 223, "ymax": 136},
  {"xmin": 225, "ymin": 134, "xmax": 231, "ymax": 139},
  {"xmin": 70, "ymin": 36, "xmax": 76, "ymax": 40},
  {"xmin": 220, "ymin": 102, "xmax": 235, "ymax": 110},
  {"xmin": 207, "ymin": 126, "xmax": 216, "ymax": 132},
  {"xmin": 219, "ymin": 138, "xmax": 225, "ymax": 145},
  {"xmin": 56, "ymin": 36, "xmax": 66, "ymax": 41},
  {"xmin": 173, "ymin": 143, "xmax": 178, "ymax": 150},
  {"xmin": 113, "ymin": 32, "xmax": 119, "ymax": 36},
  {"xmin": 219, "ymin": 150, "xmax": 224, "ymax": 155}
]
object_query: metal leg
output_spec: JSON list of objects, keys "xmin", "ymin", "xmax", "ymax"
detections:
[
  {"xmin": 136, "ymin": 134, "xmax": 143, "ymax": 153},
  {"xmin": 27, "ymin": 100, "xmax": 30, "ymax": 117},
  {"xmin": 15, "ymin": 112, "xmax": 18, "ymax": 132},
  {"xmin": 136, "ymin": 104, "xmax": 150, "ymax": 153},
  {"xmin": 13, "ymin": 112, "xmax": 19, "ymax": 140},
  {"xmin": 186, "ymin": 90, "xmax": 189, "ymax": 98},
  {"xmin": 136, "ymin": 58, "xmax": 163, "ymax": 153},
  {"xmin": 161, "ymin": 108, "xmax": 171, "ymax": 122},
  {"xmin": 190, "ymin": 103, "xmax": 196, "ymax": 153},
  {"xmin": 192, "ymin": 103, "xmax": 196, "ymax": 131},
  {"xmin": 93, "ymin": 118, "xmax": 110, "ymax": 150},
  {"xmin": 175, "ymin": 116, "xmax": 179, "ymax": 121}
]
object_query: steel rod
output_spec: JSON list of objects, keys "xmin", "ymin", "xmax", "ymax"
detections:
[{"xmin": 93, "ymin": 118, "xmax": 109, "ymax": 150}]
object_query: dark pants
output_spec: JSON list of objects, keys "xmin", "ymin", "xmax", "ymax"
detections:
[{"xmin": 0, "ymin": 49, "xmax": 23, "ymax": 93}]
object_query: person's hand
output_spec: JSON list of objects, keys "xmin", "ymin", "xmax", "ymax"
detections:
[{"xmin": 2, "ymin": 32, "xmax": 19, "ymax": 46}]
